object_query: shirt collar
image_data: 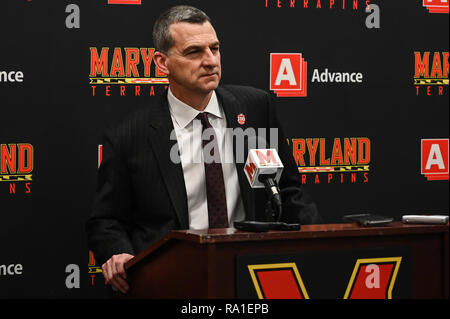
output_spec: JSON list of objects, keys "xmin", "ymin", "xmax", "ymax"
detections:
[{"xmin": 167, "ymin": 87, "xmax": 223, "ymax": 129}]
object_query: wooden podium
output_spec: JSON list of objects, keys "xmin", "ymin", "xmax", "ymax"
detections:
[{"xmin": 124, "ymin": 222, "xmax": 448, "ymax": 299}]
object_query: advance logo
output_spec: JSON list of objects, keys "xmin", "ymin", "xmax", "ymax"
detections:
[{"xmin": 269, "ymin": 53, "xmax": 363, "ymax": 97}]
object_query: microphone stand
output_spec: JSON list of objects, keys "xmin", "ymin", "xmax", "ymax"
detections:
[
  {"xmin": 234, "ymin": 177, "xmax": 301, "ymax": 232},
  {"xmin": 263, "ymin": 178, "xmax": 300, "ymax": 231}
]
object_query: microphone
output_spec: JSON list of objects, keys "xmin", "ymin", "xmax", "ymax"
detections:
[
  {"xmin": 234, "ymin": 149, "xmax": 300, "ymax": 232},
  {"xmin": 243, "ymin": 149, "xmax": 283, "ymax": 221}
]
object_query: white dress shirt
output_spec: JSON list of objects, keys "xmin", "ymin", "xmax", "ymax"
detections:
[{"xmin": 167, "ymin": 88, "xmax": 245, "ymax": 229}]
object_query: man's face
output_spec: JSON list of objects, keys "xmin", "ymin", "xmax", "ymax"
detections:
[{"xmin": 164, "ymin": 21, "xmax": 221, "ymax": 95}]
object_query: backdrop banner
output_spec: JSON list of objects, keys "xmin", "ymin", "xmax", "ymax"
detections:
[{"xmin": 0, "ymin": 0, "xmax": 448, "ymax": 298}]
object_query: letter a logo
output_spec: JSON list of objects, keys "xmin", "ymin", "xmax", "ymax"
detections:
[
  {"xmin": 422, "ymin": 0, "xmax": 449, "ymax": 14},
  {"xmin": 421, "ymin": 139, "xmax": 449, "ymax": 181},
  {"xmin": 270, "ymin": 53, "xmax": 307, "ymax": 97}
]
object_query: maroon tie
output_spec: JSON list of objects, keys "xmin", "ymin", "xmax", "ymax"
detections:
[{"xmin": 196, "ymin": 112, "xmax": 229, "ymax": 228}]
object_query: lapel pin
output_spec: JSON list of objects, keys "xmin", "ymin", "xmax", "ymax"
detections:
[{"xmin": 237, "ymin": 113, "xmax": 246, "ymax": 125}]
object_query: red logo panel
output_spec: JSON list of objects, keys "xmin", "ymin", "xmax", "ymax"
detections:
[
  {"xmin": 108, "ymin": 0, "xmax": 142, "ymax": 5},
  {"xmin": 423, "ymin": 0, "xmax": 449, "ymax": 13},
  {"xmin": 270, "ymin": 53, "xmax": 307, "ymax": 97},
  {"xmin": 421, "ymin": 139, "xmax": 449, "ymax": 180}
]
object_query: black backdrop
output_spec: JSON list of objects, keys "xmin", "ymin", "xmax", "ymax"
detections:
[{"xmin": 0, "ymin": 0, "xmax": 448, "ymax": 298}]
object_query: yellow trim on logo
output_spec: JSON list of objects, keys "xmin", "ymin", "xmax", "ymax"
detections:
[
  {"xmin": 0, "ymin": 174, "xmax": 33, "ymax": 182},
  {"xmin": 248, "ymin": 262, "xmax": 309, "ymax": 299},
  {"xmin": 89, "ymin": 77, "xmax": 169, "ymax": 84}
]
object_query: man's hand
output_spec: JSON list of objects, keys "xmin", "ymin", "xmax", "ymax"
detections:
[{"xmin": 102, "ymin": 253, "xmax": 134, "ymax": 294}]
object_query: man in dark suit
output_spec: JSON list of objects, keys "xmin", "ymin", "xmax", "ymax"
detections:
[{"xmin": 86, "ymin": 5, "xmax": 320, "ymax": 294}]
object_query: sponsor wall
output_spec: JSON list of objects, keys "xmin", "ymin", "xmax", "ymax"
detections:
[{"xmin": 0, "ymin": 0, "xmax": 448, "ymax": 298}]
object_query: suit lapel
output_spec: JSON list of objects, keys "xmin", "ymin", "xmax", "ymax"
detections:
[
  {"xmin": 216, "ymin": 87, "xmax": 256, "ymax": 221},
  {"xmin": 147, "ymin": 92, "xmax": 189, "ymax": 229}
]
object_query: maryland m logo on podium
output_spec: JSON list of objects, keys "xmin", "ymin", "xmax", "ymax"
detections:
[{"xmin": 236, "ymin": 248, "xmax": 412, "ymax": 299}]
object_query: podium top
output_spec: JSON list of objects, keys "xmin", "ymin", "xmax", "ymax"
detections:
[
  {"xmin": 125, "ymin": 222, "xmax": 448, "ymax": 270},
  {"xmin": 169, "ymin": 222, "xmax": 448, "ymax": 243}
]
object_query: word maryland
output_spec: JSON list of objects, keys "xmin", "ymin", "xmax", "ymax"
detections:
[
  {"xmin": 290, "ymin": 137, "xmax": 371, "ymax": 184},
  {"xmin": 89, "ymin": 47, "xmax": 168, "ymax": 97},
  {"xmin": 1, "ymin": 143, "xmax": 34, "ymax": 194}
]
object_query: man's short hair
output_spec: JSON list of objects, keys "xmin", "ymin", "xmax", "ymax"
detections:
[{"xmin": 153, "ymin": 5, "xmax": 211, "ymax": 55}]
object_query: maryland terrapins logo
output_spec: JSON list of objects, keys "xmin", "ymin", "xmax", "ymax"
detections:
[
  {"xmin": 343, "ymin": 257, "xmax": 402, "ymax": 299},
  {"xmin": 248, "ymin": 263, "xmax": 309, "ymax": 299}
]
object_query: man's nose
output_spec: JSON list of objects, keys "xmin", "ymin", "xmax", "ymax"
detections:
[{"xmin": 202, "ymin": 48, "xmax": 219, "ymax": 67}]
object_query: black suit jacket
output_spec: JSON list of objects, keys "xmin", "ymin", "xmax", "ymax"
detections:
[{"xmin": 86, "ymin": 85, "xmax": 320, "ymax": 265}]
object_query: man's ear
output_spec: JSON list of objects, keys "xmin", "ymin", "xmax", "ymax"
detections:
[{"xmin": 153, "ymin": 51, "xmax": 170, "ymax": 75}]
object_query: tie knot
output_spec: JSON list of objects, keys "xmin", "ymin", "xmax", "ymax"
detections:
[{"xmin": 196, "ymin": 112, "xmax": 211, "ymax": 128}]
